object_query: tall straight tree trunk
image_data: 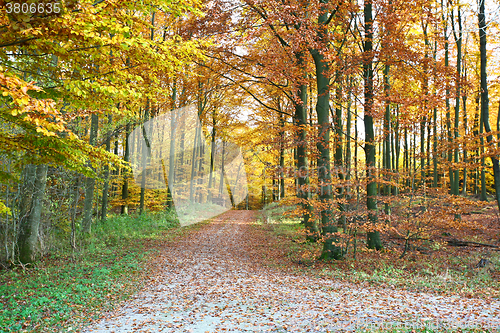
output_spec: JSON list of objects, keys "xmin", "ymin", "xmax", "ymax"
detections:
[
  {"xmin": 413, "ymin": 130, "xmax": 417, "ymax": 188},
  {"xmin": 382, "ymin": 0, "xmax": 393, "ymax": 207},
  {"xmin": 121, "ymin": 123, "xmax": 131, "ymax": 214},
  {"xmin": 346, "ymin": 77, "xmax": 352, "ymax": 197},
  {"xmin": 480, "ymin": 95, "xmax": 487, "ymax": 201},
  {"xmin": 189, "ymin": 123, "xmax": 200, "ymax": 202},
  {"xmin": 311, "ymin": 1, "xmax": 342, "ymax": 260},
  {"xmin": 197, "ymin": 130, "xmax": 205, "ymax": 203},
  {"xmin": 478, "ymin": 0, "xmax": 500, "ymax": 211},
  {"xmin": 190, "ymin": 80, "xmax": 206, "ymax": 202},
  {"xmin": 383, "ymin": 63, "xmax": 391, "ymax": 214},
  {"xmin": 404, "ymin": 127, "xmax": 409, "ymax": 188},
  {"xmin": 17, "ymin": 164, "xmax": 48, "ymax": 264},
  {"xmin": 461, "ymin": 75, "xmax": 468, "ymax": 195},
  {"xmin": 208, "ymin": 111, "xmax": 216, "ymax": 202},
  {"xmin": 420, "ymin": 117, "xmax": 426, "ymax": 186},
  {"xmin": 451, "ymin": 4, "xmax": 462, "ymax": 196},
  {"xmin": 421, "ymin": 22, "xmax": 429, "ymax": 188},
  {"xmin": 432, "ymin": 37, "xmax": 439, "ymax": 188},
  {"xmin": 219, "ymin": 141, "xmax": 226, "ymax": 200},
  {"xmin": 334, "ymin": 71, "xmax": 346, "ymax": 227},
  {"xmin": 395, "ymin": 105, "xmax": 400, "ymax": 195},
  {"xmin": 179, "ymin": 120, "xmax": 185, "ymax": 170},
  {"xmin": 272, "ymin": 177, "xmax": 277, "ymax": 202},
  {"xmin": 139, "ymin": 99, "xmax": 151, "ymax": 215},
  {"xmin": 294, "ymin": 70, "xmax": 317, "ymax": 240},
  {"xmin": 112, "ymin": 137, "xmax": 119, "ymax": 194},
  {"xmin": 82, "ymin": 113, "xmax": 98, "ymax": 233},
  {"xmin": 279, "ymin": 112, "xmax": 285, "ymax": 200},
  {"xmin": 473, "ymin": 98, "xmax": 480, "ymax": 195},
  {"xmin": 70, "ymin": 175, "xmax": 81, "ymax": 250},
  {"xmin": 364, "ymin": 0, "xmax": 382, "ymax": 250},
  {"xmin": 139, "ymin": 14, "xmax": 156, "ymax": 214},
  {"xmin": 167, "ymin": 86, "xmax": 177, "ymax": 209},
  {"xmin": 355, "ymin": 99, "xmax": 360, "ymax": 203},
  {"xmin": 442, "ymin": 0, "xmax": 454, "ymax": 194},
  {"xmin": 100, "ymin": 114, "xmax": 113, "ymax": 221},
  {"xmin": 378, "ymin": 127, "xmax": 382, "ymax": 195}
]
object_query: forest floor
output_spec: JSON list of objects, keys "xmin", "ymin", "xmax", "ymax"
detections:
[{"xmin": 82, "ymin": 210, "xmax": 500, "ymax": 332}]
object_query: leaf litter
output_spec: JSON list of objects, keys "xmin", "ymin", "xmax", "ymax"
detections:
[{"xmin": 83, "ymin": 211, "xmax": 500, "ymax": 332}]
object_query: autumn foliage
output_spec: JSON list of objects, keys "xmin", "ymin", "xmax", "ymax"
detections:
[{"xmin": 0, "ymin": 0, "xmax": 500, "ymax": 266}]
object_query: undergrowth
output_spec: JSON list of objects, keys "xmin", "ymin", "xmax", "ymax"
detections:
[
  {"xmin": 0, "ymin": 209, "xmax": 179, "ymax": 332},
  {"xmin": 259, "ymin": 204, "xmax": 500, "ymax": 300}
]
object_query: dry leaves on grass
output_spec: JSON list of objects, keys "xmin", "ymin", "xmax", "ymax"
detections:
[{"xmin": 84, "ymin": 211, "xmax": 500, "ymax": 333}]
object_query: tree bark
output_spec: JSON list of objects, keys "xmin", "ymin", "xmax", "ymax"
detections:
[
  {"xmin": 139, "ymin": 99, "xmax": 151, "ymax": 215},
  {"xmin": 478, "ymin": 0, "xmax": 500, "ymax": 211},
  {"xmin": 167, "ymin": 87, "xmax": 177, "ymax": 210},
  {"xmin": 100, "ymin": 114, "xmax": 113, "ymax": 221},
  {"xmin": 17, "ymin": 164, "xmax": 48, "ymax": 264},
  {"xmin": 383, "ymin": 63, "xmax": 391, "ymax": 214},
  {"xmin": 219, "ymin": 141, "xmax": 226, "ymax": 201},
  {"xmin": 208, "ymin": 111, "xmax": 216, "ymax": 202},
  {"xmin": 451, "ymin": 3, "xmax": 462, "ymax": 196},
  {"xmin": 311, "ymin": 3, "xmax": 342, "ymax": 259},
  {"xmin": 82, "ymin": 113, "xmax": 98, "ymax": 233},
  {"xmin": 334, "ymin": 71, "xmax": 346, "ymax": 227},
  {"xmin": 121, "ymin": 123, "xmax": 131, "ymax": 214},
  {"xmin": 295, "ymin": 53, "xmax": 317, "ymax": 240},
  {"xmin": 364, "ymin": 0, "xmax": 382, "ymax": 250}
]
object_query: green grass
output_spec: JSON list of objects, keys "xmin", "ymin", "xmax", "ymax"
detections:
[{"xmin": 0, "ymin": 209, "xmax": 180, "ymax": 332}]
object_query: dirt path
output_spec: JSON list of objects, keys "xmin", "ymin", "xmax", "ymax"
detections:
[{"xmin": 83, "ymin": 211, "xmax": 500, "ymax": 332}]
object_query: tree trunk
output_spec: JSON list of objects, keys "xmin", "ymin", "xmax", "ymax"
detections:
[
  {"xmin": 443, "ymin": 6, "xmax": 454, "ymax": 194},
  {"xmin": 112, "ymin": 136, "xmax": 119, "ymax": 194},
  {"xmin": 17, "ymin": 164, "xmax": 48, "ymax": 264},
  {"xmin": 480, "ymin": 94, "xmax": 487, "ymax": 201},
  {"xmin": 452, "ymin": 4, "xmax": 462, "ymax": 196},
  {"xmin": 461, "ymin": 79, "xmax": 468, "ymax": 195},
  {"xmin": 82, "ymin": 113, "xmax": 99, "ymax": 233},
  {"xmin": 395, "ymin": 105, "xmax": 400, "ymax": 195},
  {"xmin": 346, "ymin": 78, "xmax": 352, "ymax": 197},
  {"xmin": 165, "ymin": 86, "xmax": 177, "ymax": 209},
  {"xmin": 334, "ymin": 71, "xmax": 346, "ymax": 227},
  {"xmin": 383, "ymin": 63, "xmax": 391, "ymax": 214},
  {"xmin": 473, "ymin": 98, "xmax": 480, "ymax": 195},
  {"xmin": 197, "ymin": 131, "xmax": 205, "ymax": 203},
  {"xmin": 100, "ymin": 115, "xmax": 113, "ymax": 221},
  {"xmin": 295, "ymin": 53, "xmax": 317, "ymax": 240},
  {"xmin": 355, "ymin": 98, "xmax": 360, "ymax": 203},
  {"xmin": 311, "ymin": 4, "xmax": 342, "ymax": 260},
  {"xmin": 219, "ymin": 141, "xmax": 226, "ymax": 200},
  {"xmin": 70, "ymin": 175, "xmax": 81, "ymax": 250},
  {"xmin": 279, "ymin": 113, "xmax": 285, "ymax": 200},
  {"xmin": 139, "ymin": 99, "xmax": 151, "ymax": 215},
  {"xmin": 364, "ymin": 0, "xmax": 382, "ymax": 250},
  {"xmin": 121, "ymin": 123, "xmax": 131, "ymax": 214},
  {"xmin": 478, "ymin": 0, "xmax": 500, "ymax": 211},
  {"xmin": 208, "ymin": 113, "xmax": 216, "ymax": 202},
  {"xmin": 189, "ymin": 124, "xmax": 200, "ymax": 202},
  {"xmin": 404, "ymin": 127, "xmax": 409, "ymax": 188},
  {"xmin": 420, "ymin": 117, "xmax": 426, "ymax": 187}
]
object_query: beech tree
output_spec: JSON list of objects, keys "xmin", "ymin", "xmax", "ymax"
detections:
[
  {"xmin": 1, "ymin": 0, "xmax": 203, "ymax": 263},
  {"xmin": 478, "ymin": 0, "xmax": 500, "ymax": 212}
]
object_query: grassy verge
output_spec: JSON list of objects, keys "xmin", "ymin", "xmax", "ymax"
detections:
[
  {"xmin": 0, "ymin": 209, "xmax": 187, "ymax": 332},
  {"xmin": 257, "ymin": 205, "xmax": 500, "ymax": 300}
]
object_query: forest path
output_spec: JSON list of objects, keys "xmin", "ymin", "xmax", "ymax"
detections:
[{"xmin": 83, "ymin": 210, "xmax": 500, "ymax": 332}]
